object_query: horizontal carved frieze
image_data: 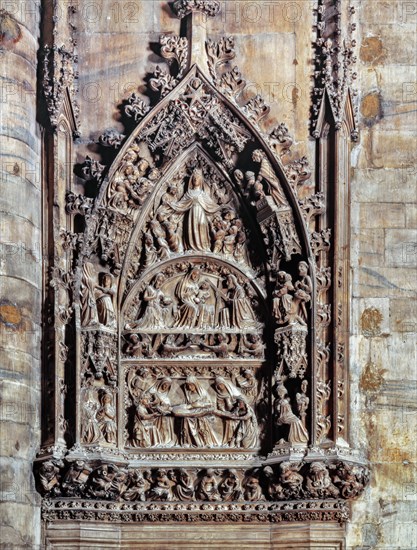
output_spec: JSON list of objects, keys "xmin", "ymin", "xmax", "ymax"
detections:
[
  {"xmin": 36, "ymin": 459, "xmax": 369, "ymax": 504},
  {"xmin": 42, "ymin": 498, "xmax": 350, "ymax": 523}
]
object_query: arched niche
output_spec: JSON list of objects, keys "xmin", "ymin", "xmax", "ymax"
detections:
[{"xmin": 72, "ymin": 66, "xmax": 317, "ymax": 460}]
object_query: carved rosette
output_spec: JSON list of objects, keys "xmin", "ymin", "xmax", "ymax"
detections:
[{"xmin": 36, "ymin": 0, "xmax": 369, "ymax": 524}]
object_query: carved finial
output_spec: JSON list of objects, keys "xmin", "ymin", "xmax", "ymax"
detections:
[
  {"xmin": 171, "ymin": 0, "xmax": 221, "ymax": 19},
  {"xmin": 170, "ymin": 1, "xmax": 219, "ymax": 74}
]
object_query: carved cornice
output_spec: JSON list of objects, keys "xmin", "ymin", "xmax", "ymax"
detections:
[
  {"xmin": 172, "ymin": 0, "xmax": 221, "ymax": 19},
  {"xmin": 42, "ymin": 498, "xmax": 350, "ymax": 523}
]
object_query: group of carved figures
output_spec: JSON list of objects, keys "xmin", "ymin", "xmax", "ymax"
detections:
[
  {"xmin": 124, "ymin": 331, "xmax": 264, "ymax": 359},
  {"xmin": 106, "ymin": 145, "xmax": 160, "ymax": 213},
  {"xmin": 38, "ymin": 460, "xmax": 369, "ymax": 502},
  {"xmin": 129, "ymin": 268, "xmax": 258, "ymax": 332},
  {"xmin": 142, "ymin": 168, "xmax": 248, "ymax": 266},
  {"xmin": 272, "ymin": 262, "xmax": 312, "ymax": 327},
  {"xmin": 127, "ymin": 373, "xmax": 259, "ymax": 449}
]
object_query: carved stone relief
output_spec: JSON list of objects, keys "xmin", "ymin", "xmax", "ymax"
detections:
[{"xmin": 36, "ymin": 0, "xmax": 368, "ymax": 526}]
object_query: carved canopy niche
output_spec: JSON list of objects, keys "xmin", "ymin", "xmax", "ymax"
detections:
[{"xmin": 36, "ymin": 0, "xmax": 369, "ymax": 526}]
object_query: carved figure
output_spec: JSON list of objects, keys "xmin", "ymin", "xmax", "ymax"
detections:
[
  {"xmin": 80, "ymin": 263, "xmax": 99, "ymax": 327},
  {"xmin": 168, "ymin": 168, "xmax": 220, "ymax": 252},
  {"xmin": 143, "ymin": 232, "xmax": 158, "ymax": 268},
  {"xmin": 225, "ymin": 274, "xmax": 257, "ymax": 330},
  {"xmin": 95, "ymin": 273, "xmax": 116, "ymax": 328},
  {"xmin": 172, "ymin": 469, "xmax": 195, "ymax": 501},
  {"xmin": 96, "ymin": 389, "xmax": 117, "ymax": 444},
  {"xmin": 279, "ymin": 462, "xmax": 304, "ymax": 498},
  {"xmin": 147, "ymin": 377, "xmax": 176, "ymax": 447},
  {"xmin": 234, "ymin": 230, "xmax": 247, "ymax": 263},
  {"xmin": 230, "ymin": 396, "xmax": 258, "ymax": 449},
  {"xmin": 334, "ymin": 463, "xmax": 366, "ymax": 499},
  {"xmin": 243, "ymin": 471, "xmax": 265, "ymax": 501},
  {"xmin": 200, "ymin": 333, "xmax": 229, "ymax": 358},
  {"xmin": 61, "ymin": 461, "xmax": 92, "ymax": 497},
  {"xmin": 293, "ymin": 261, "xmax": 312, "ymax": 325},
  {"xmin": 174, "ymin": 267, "xmax": 203, "ymax": 328},
  {"xmin": 136, "ymin": 274, "xmax": 172, "ymax": 329},
  {"xmin": 146, "ymin": 469, "xmax": 172, "ymax": 501},
  {"xmin": 161, "ymin": 334, "xmax": 193, "ymax": 357},
  {"xmin": 127, "ymin": 366, "xmax": 152, "ymax": 399},
  {"xmin": 235, "ymin": 369, "xmax": 258, "ymax": 403},
  {"xmin": 263, "ymin": 466, "xmax": 285, "ymax": 500},
  {"xmin": 212, "ymin": 216, "xmax": 227, "ymax": 254},
  {"xmin": 219, "ymin": 469, "xmax": 243, "ymax": 501},
  {"xmin": 240, "ymin": 334, "xmax": 264, "ymax": 359},
  {"xmin": 88, "ymin": 464, "xmax": 118, "ymax": 499},
  {"xmin": 252, "ymin": 149, "xmax": 287, "ymax": 206},
  {"xmin": 213, "ymin": 376, "xmax": 241, "ymax": 446},
  {"xmin": 123, "ymin": 469, "xmax": 147, "ymax": 501},
  {"xmin": 296, "ymin": 380, "xmax": 309, "ymax": 429},
  {"xmin": 245, "ymin": 170, "xmax": 265, "ymax": 203},
  {"xmin": 125, "ymin": 334, "xmax": 148, "ymax": 358},
  {"xmin": 81, "ymin": 396, "xmax": 101, "ymax": 444},
  {"xmin": 196, "ymin": 281, "xmax": 215, "ymax": 328},
  {"xmin": 39, "ymin": 461, "xmax": 61, "ymax": 495},
  {"xmin": 131, "ymin": 394, "xmax": 160, "ymax": 448},
  {"xmin": 196, "ymin": 469, "xmax": 221, "ymax": 501},
  {"xmin": 149, "ymin": 219, "xmax": 170, "ymax": 260},
  {"xmin": 273, "ymin": 271, "xmax": 294, "ymax": 325},
  {"xmin": 176, "ymin": 376, "xmax": 219, "ymax": 448},
  {"xmin": 306, "ymin": 462, "xmax": 339, "ymax": 498},
  {"xmin": 275, "ymin": 384, "xmax": 309, "ymax": 446}
]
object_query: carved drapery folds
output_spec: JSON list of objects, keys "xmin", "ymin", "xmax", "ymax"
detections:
[{"xmin": 36, "ymin": 0, "xmax": 368, "ymax": 525}]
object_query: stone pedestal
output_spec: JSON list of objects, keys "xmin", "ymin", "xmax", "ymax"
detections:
[{"xmin": 43, "ymin": 521, "xmax": 346, "ymax": 549}]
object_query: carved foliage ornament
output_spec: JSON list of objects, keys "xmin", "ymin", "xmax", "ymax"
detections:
[{"xmin": 172, "ymin": 0, "xmax": 221, "ymax": 19}]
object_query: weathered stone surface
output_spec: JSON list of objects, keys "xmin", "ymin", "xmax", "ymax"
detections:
[
  {"xmin": 0, "ymin": 3, "xmax": 42, "ymax": 549},
  {"xmin": 351, "ymin": 168, "xmax": 417, "ymax": 204},
  {"xmin": 359, "ymin": 203, "xmax": 406, "ymax": 229},
  {"xmin": 385, "ymin": 229, "xmax": 417, "ymax": 267},
  {"xmin": 356, "ymin": 228, "xmax": 386, "ymax": 267}
]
